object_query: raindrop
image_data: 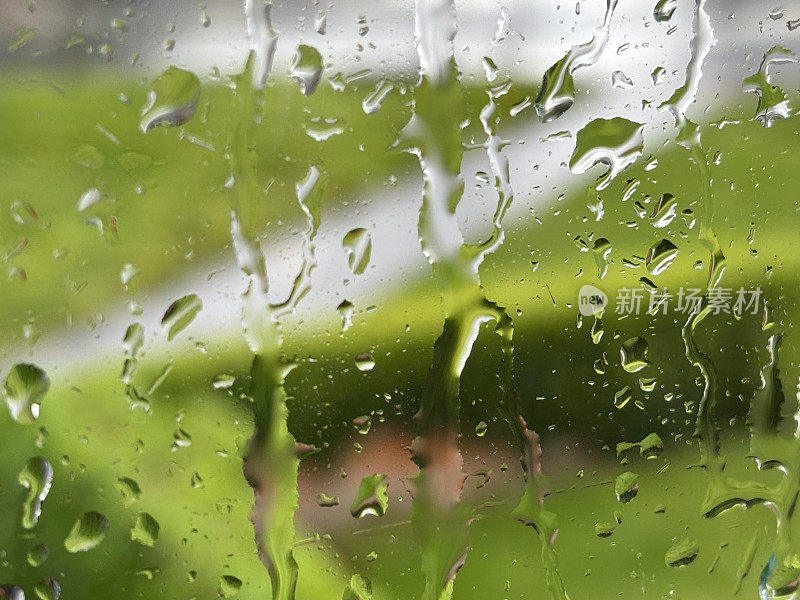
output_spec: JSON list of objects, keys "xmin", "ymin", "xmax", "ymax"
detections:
[
  {"xmin": 665, "ymin": 537, "xmax": 700, "ymax": 567},
  {"xmin": 350, "ymin": 473, "xmax": 389, "ymax": 518},
  {"xmin": 620, "ymin": 337, "xmax": 649, "ymax": 373},
  {"xmin": 570, "ymin": 118, "xmax": 644, "ymax": 190},
  {"xmin": 131, "ymin": 512, "xmax": 160, "ymax": 547},
  {"xmin": 115, "ymin": 477, "xmax": 141, "ymax": 507},
  {"xmin": 646, "ymin": 239, "xmax": 678, "ymax": 275},
  {"xmin": 342, "ymin": 228, "xmax": 372, "ymax": 275},
  {"xmin": 614, "ymin": 386, "xmax": 632, "ymax": 409},
  {"xmin": 760, "ymin": 554, "xmax": 800, "ymax": 598},
  {"xmin": 316, "ymin": 493, "xmax": 340, "ymax": 507},
  {"xmin": 614, "ymin": 471, "xmax": 639, "ymax": 503},
  {"xmin": 161, "ymin": 294, "xmax": 202, "ymax": 340},
  {"xmin": 26, "ymin": 544, "xmax": 49, "ymax": 567},
  {"xmin": 653, "ymin": 0, "xmax": 678, "ymax": 22},
  {"xmin": 212, "ymin": 373, "xmax": 235, "ymax": 390},
  {"xmin": 337, "ymin": 300, "xmax": 355, "ymax": 332},
  {"xmin": 218, "ymin": 575, "xmax": 243, "ymax": 598},
  {"xmin": 362, "ymin": 80, "xmax": 394, "ymax": 115},
  {"xmin": 18, "ymin": 457, "xmax": 53, "ymax": 529},
  {"xmin": 289, "ymin": 44, "xmax": 323, "ymax": 95},
  {"xmin": 33, "ymin": 579, "xmax": 60, "ymax": 600},
  {"xmin": 4, "ymin": 363, "xmax": 49, "ymax": 425},
  {"xmin": 475, "ymin": 421, "xmax": 488, "ymax": 437},
  {"xmin": 64, "ymin": 512, "xmax": 109, "ymax": 552},
  {"xmin": 343, "ymin": 574, "xmax": 373, "ymax": 600},
  {"xmin": 592, "ymin": 238, "xmax": 612, "ymax": 279},
  {"xmin": 139, "ymin": 66, "xmax": 201, "ymax": 133},
  {"xmin": 355, "ymin": 353, "xmax": 375, "ymax": 372},
  {"xmin": 651, "ymin": 193, "xmax": 677, "ymax": 228},
  {"xmin": 0, "ymin": 586, "xmax": 25, "ymax": 600},
  {"xmin": 594, "ymin": 521, "xmax": 614, "ymax": 537},
  {"xmin": 611, "ymin": 70, "xmax": 633, "ymax": 89},
  {"xmin": 352, "ymin": 415, "xmax": 372, "ymax": 434}
]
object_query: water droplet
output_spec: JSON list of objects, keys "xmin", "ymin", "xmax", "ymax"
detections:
[
  {"xmin": 665, "ymin": 537, "xmax": 699, "ymax": 567},
  {"xmin": 123, "ymin": 323, "xmax": 144, "ymax": 356},
  {"xmin": 653, "ymin": 0, "xmax": 678, "ymax": 22},
  {"xmin": 355, "ymin": 353, "xmax": 375, "ymax": 372},
  {"xmin": 350, "ymin": 473, "xmax": 389, "ymax": 518},
  {"xmin": 26, "ymin": 544, "xmax": 49, "ymax": 567},
  {"xmin": 760, "ymin": 554, "xmax": 800, "ymax": 598},
  {"xmin": 342, "ymin": 228, "xmax": 372, "ymax": 275},
  {"xmin": 337, "ymin": 300, "xmax": 355, "ymax": 331},
  {"xmin": 611, "ymin": 70, "xmax": 633, "ymax": 89},
  {"xmin": 475, "ymin": 421, "xmax": 488, "ymax": 437},
  {"xmin": 212, "ymin": 373, "xmax": 235, "ymax": 390},
  {"xmin": 72, "ymin": 144, "xmax": 105, "ymax": 169},
  {"xmin": 614, "ymin": 471, "xmax": 639, "ymax": 503},
  {"xmin": 115, "ymin": 477, "xmax": 141, "ymax": 507},
  {"xmin": 139, "ymin": 67, "xmax": 201, "ymax": 133},
  {"xmin": 342, "ymin": 574, "xmax": 372, "ymax": 600},
  {"xmin": 614, "ymin": 386, "xmax": 632, "ymax": 409},
  {"xmin": 646, "ymin": 239, "xmax": 678, "ymax": 275},
  {"xmin": 218, "ymin": 575, "xmax": 242, "ymax": 598},
  {"xmin": 64, "ymin": 512, "xmax": 109, "ymax": 552},
  {"xmin": 620, "ymin": 337, "xmax": 649, "ymax": 373},
  {"xmin": 651, "ymin": 66, "xmax": 666, "ymax": 85},
  {"xmin": 316, "ymin": 492, "xmax": 340, "ymax": 507},
  {"xmin": 570, "ymin": 118, "xmax": 644, "ymax": 190},
  {"xmin": 592, "ymin": 238, "xmax": 612, "ymax": 279},
  {"xmin": 172, "ymin": 428, "xmax": 192, "ymax": 450},
  {"xmin": 289, "ymin": 44, "xmax": 323, "ymax": 95},
  {"xmin": 161, "ymin": 294, "xmax": 202, "ymax": 340},
  {"xmin": 352, "ymin": 415, "xmax": 372, "ymax": 434},
  {"xmin": 651, "ymin": 193, "xmax": 677, "ymax": 228},
  {"xmin": 594, "ymin": 521, "xmax": 614, "ymax": 537},
  {"xmin": 18, "ymin": 457, "xmax": 53, "ymax": 529},
  {"xmin": 4, "ymin": 364, "xmax": 49, "ymax": 425},
  {"xmin": 0, "ymin": 586, "xmax": 24, "ymax": 600},
  {"xmin": 131, "ymin": 512, "xmax": 160, "ymax": 547},
  {"xmin": 534, "ymin": 0, "xmax": 618, "ymax": 121},
  {"xmin": 191, "ymin": 471, "xmax": 204, "ymax": 488},
  {"xmin": 362, "ymin": 80, "xmax": 394, "ymax": 114},
  {"xmin": 743, "ymin": 46, "xmax": 797, "ymax": 128},
  {"xmin": 33, "ymin": 579, "xmax": 60, "ymax": 600}
]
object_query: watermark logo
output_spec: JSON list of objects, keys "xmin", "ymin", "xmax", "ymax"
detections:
[
  {"xmin": 578, "ymin": 284, "xmax": 608, "ymax": 316},
  {"xmin": 577, "ymin": 285, "xmax": 763, "ymax": 316}
]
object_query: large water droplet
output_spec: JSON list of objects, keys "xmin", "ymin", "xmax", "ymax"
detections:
[
  {"xmin": 218, "ymin": 575, "xmax": 243, "ymax": 598},
  {"xmin": 139, "ymin": 66, "xmax": 201, "ymax": 133},
  {"xmin": 18, "ymin": 456, "xmax": 53, "ymax": 529},
  {"xmin": 342, "ymin": 228, "xmax": 372, "ymax": 275},
  {"xmin": 33, "ymin": 579, "xmax": 60, "ymax": 600},
  {"xmin": 350, "ymin": 473, "xmax": 389, "ymax": 518},
  {"xmin": 64, "ymin": 512, "xmax": 109, "ymax": 552},
  {"xmin": 646, "ymin": 239, "xmax": 678, "ymax": 275},
  {"xmin": 343, "ymin": 574, "xmax": 373, "ymax": 600},
  {"xmin": 4, "ymin": 364, "xmax": 49, "ymax": 425},
  {"xmin": 653, "ymin": 0, "xmax": 678, "ymax": 22},
  {"xmin": 570, "ymin": 118, "xmax": 644, "ymax": 190},
  {"xmin": 161, "ymin": 294, "xmax": 202, "ymax": 340},
  {"xmin": 0, "ymin": 586, "xmax": 25, "ymax": 600},
  {"xmin": 26, "ymin": 544, "xmax": 49, "ymax": 567},
  {"xmin": 289, "ymin": 44, "xmax": 323, "ymax": 95},
  {"xmin": 131, "ymin": 512, "xmax": 160, "ymax": 547},
  {"xmin": 665, "ymin": 537, "xmax": 700, "ymax": 567},
  {"xmin": 760, "ymin": 554, "xmax": 800, "ymax": 598},
  {"xmin": 614, "ymin": 471, "xmax": 639, "ymax": 503},
  {"xmin": 620, "ymin": 337, "xmax": 649, "ymax": 373}
]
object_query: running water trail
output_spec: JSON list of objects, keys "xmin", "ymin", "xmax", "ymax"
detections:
[
  {"xmin": 406, "ymin": 2, "xmax": 568, "ymax": 598},
  {"xmin": 228, "ymin": 2, "xmax": 319, "ymax": 598}
]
